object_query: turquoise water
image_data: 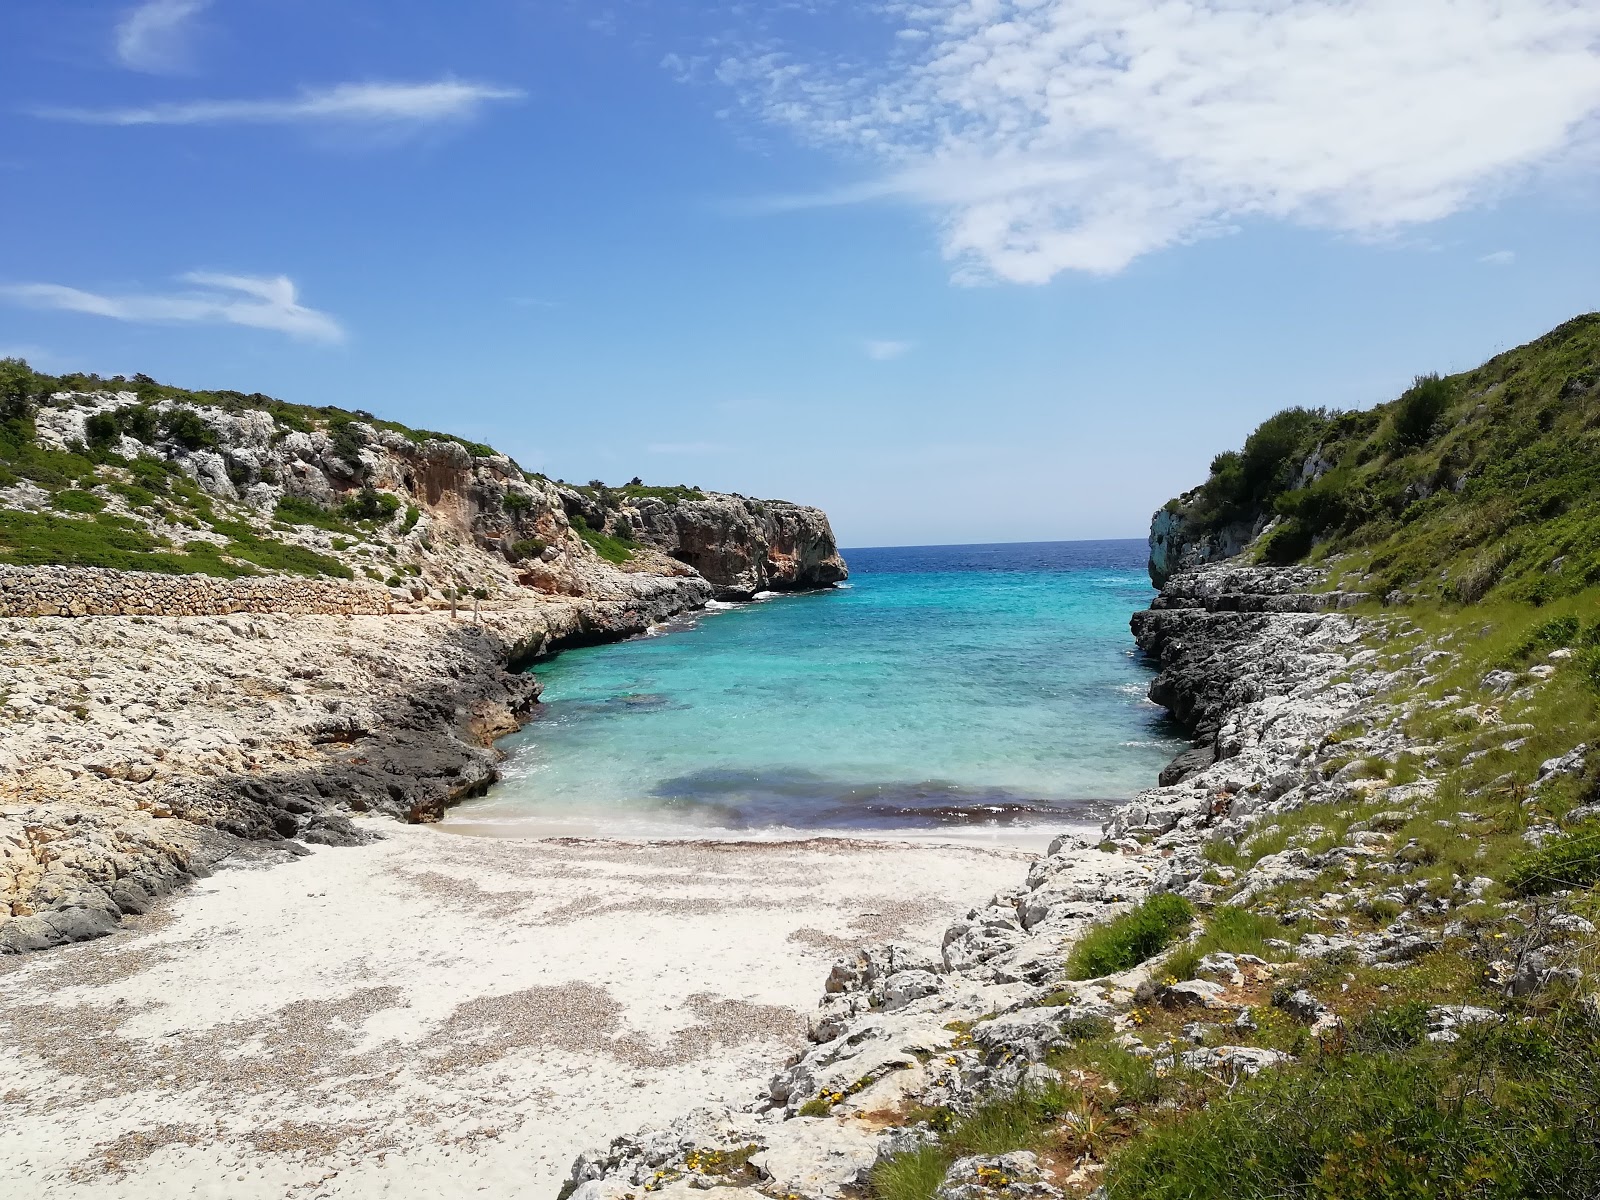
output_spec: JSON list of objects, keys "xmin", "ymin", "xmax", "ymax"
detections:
[{"xmin": 451, "ymin": 539, "xmax": 1183, "ymax": 835}]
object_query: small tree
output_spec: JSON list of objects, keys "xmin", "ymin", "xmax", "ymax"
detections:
[{"xmin": 1392, "ymin": 373, "xmax": 1453, "ymax": 449}]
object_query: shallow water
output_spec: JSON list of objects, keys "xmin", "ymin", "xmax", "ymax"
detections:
[{"xmin": 449, "ymin": 539, "xmax": 1184, "ymax": 837}]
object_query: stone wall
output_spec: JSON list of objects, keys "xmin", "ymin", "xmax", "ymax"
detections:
[{"xmin": 0, "ymin": 565, "xmax": 392, "ymax": 618}]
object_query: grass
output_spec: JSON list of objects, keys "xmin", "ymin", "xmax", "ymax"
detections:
[
  {"xmin": 1065, "ymin": 894, "xmax": 1193, "ymax": 980},
  {"xmin": 1163, "ymin": 906, "xmax": 1293, "ymax": 980},
  {"xmin": 1102, "ymin": 1007, "xmax": 1600, "ymax": 1200},
  {"xmin": 1505, "ymin": 823, "xmax": 1600, "ymax": 896},
  {"xmin": 274, "ymin": 495, "xmax": 356, "ymax": 533},
  {"xmin": 870, "ymin": 1145, "xmax": 947, "ymax": 1200},
  {"xmin": 572, "ymin": 517, "xmax": 637, "ymax": 564}
]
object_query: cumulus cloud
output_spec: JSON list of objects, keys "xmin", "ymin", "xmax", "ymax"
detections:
[
  {"xmin": 699, "ymin": 0, "xmax": 1600, "ymax": 282},
  {"xmin": 38, "ymin": 79, "xmax": 524, "ymax": 128},
  {"xmin": 0, "ymin": 273, "xmax": 344, "ymax": 343},
  {"xmin": 115, "ymin": 0, "xmax": 211, "ymax": 73},
  {"xmin": 863, "ymin": 339, "xmax": 912, "ymax": 360}
]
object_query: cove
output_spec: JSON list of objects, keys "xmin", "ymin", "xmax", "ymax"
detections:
[{"xmin": 447, "ymin": 539, "xmax": 1187, "ymax": 837}]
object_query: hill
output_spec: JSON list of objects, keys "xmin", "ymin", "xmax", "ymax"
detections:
[
  {"xmin": 1150, "ymin": 313, "xmax": 1600, "ymax": 606},
  {"xmin": 0, "ymin": 361, "xmax": 845, "ymax": 604}
]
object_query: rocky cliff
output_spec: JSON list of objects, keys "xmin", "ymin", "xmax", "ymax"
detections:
[{"xmin": 2, "ymin": 380, "xmax": 846, "ymax": 605}]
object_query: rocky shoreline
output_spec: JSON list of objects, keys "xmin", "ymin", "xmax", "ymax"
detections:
[{"xmin": 560, "ymin": 562, "xmax": 1393, "ymax": 1199}]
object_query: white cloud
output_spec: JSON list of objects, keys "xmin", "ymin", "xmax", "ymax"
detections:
[
  {"xmin": 863, "ymin": 339, "xmax": 912, "ymax": 360},
  {"xmin": 0, "ymin": 273, "xmax": 344, "ymax": 343},
  {"xmin": 700, "ymin": 1, "xmax": 1600, "ymax": 282},
  {"xmin": 1480, "ymin": 249, "xmax": 1517, "ymax": 266},
  {"xmin": 37, "ymin": 79, "xmax": 524, "ymax": 127},
  {"xmin": 115, "ymin": 0, "xmax": 211, "ymax": 74}
]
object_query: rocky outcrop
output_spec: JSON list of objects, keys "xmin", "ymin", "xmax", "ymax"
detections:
[
  {"xmin": 12, "ymin": 389, "xmax": 844, "ymax": 610},
  {"xmin": 624, "ymin": 494, "xmax": 847, "ymax": 600},
  {"xmin": 1147, "ymin": 494, "xmax": 1262, "ymax": 587}
]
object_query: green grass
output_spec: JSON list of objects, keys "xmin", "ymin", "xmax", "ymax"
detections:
[
  {"xmin": 1505, "ymin": 823, "xmax": 1600, "ymax": 896},
  {"xmin": 869, "ymin": 1145, "xmax": 947, "ymax": 1200},
  {"xmin": 1066, "ymin": 893, "xmax": 1193, "ymax": 980},
  {"xmin": 274, "ymin": 495, "xmax": 356, "ymax": 533},
  {"xmin": 573, "ymin": 518, "xmax": 636, "ymax": 564},
  {"xmin": 1103, "ymin": 1008, "xmax": 1600, "ymax": 1200},
  {"xmin": 52, "ymin": 489, "xmax": 105, "ymax": 514}
]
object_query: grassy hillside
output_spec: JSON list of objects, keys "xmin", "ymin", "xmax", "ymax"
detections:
[{"xmin": 1166, "ymin": 313, "xmax": 1600, "ymax": 604}]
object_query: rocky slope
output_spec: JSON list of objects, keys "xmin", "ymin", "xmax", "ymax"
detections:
[{"xmin": 2, "ymin": 379, "xmax": 846, "ymax": 605}]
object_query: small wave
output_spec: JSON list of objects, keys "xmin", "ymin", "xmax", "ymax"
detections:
[
  {"xmin": 752, "ymin": 590, "xmax": 780, "ymax": 600},
  {"xmin": 703, "ymin": 600, "xmax": 740, "ymax": 611}
]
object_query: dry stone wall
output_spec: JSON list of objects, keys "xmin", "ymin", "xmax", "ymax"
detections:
[{"xmin": 0, "ymin": 565, "xmax": 392, "ymax": 618}]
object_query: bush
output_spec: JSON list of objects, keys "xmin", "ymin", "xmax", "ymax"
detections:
[
  {"xmin": 338, "ymin": 487, "xmax": 401, "ymax": 522},
  {"xmin": 400, "ymin": 504, "xmax": 420, "ymax": 534},
  {"xmin": 508, "ymin": 537, "xmax": 547, "ymax": 563},
  {"xmin": 52, "ymin": 489, "xmax": 105, "ymax": 514},
  {"xmin": 159, "ymin": 406, "xmax": 218, "ymax": 451},
  {"xmin": 1504, "ymin": 822, "xmax": 1600, "ymax": 895},
  {"xmin": 1066, "ymin": 893, "xmax": 1193, "ymax": 980},
  {"xmin": 1392, "ymin": 373, "xmax": 1453, "ymax": 449},
  {"xmin": 274, "ymin": 495, "xmax": 353, "ymax": 533}
]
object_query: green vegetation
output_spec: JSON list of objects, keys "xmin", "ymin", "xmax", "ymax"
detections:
[
  {"xmin": 508, "ymin": 537, "xmax": 547, "ymax": 563},
  {"xmin": 338, "ymin": 486, "xmax": 401, "ymax": 523},
  {"xmin": 571, "ymin": 515, "xmax": 636, "ymax": 564},
  {"xmin": 1065, "ymin": 893, "xmax": 1193, "ymax": 980},
  {"xmin": 1164, "ymin": 313, "xmax": 1600, "ymax": 603},
  {"xmin": 1505, "ymin": 823, "xmax": 1600, "ymax": 896},
  {"xmin": 52, "ymin": 489, "xmax": 105, "ymax": 514},
  {"xmin": 1103, "ymin": 1010, "xmax": 1600, "ymax": 1200}
]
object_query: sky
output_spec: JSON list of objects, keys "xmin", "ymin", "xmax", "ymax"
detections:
[{"xmin": 2, "ymin": 1, "xmax": 1598, "ymax": 548}]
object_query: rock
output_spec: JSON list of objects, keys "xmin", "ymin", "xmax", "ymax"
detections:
[
  {"xmin": 1160, "ymin": 979, "xmax": 1227, "ymax": 1009},
  {"xmin": 1169, "ymin": 1045, "xmax": 1292, "ymax": 1077},
  {"xmin": 1425, "ymin": 1005, "xmax": 1501, "ymax": 1043},
  {"xmin": 883, "ymin": 970, "xmax": 943, "ymax": 1011},
  {"xmin": 936, "ymin": 1153, "xmax": 1062, "ymax": 1200}
]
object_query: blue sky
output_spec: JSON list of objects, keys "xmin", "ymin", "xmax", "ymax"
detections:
[{"xmin": 2, "ymin": 0, "xmax": 1598, "ymax": 547}]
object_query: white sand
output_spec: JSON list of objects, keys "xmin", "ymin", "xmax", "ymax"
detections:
[{"xmin": 0, "ymin": 822, "xmax": 1045, "ymax": 1199}]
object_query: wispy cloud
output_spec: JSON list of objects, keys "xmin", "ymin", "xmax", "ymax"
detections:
[
  {"xmin": 0, "ymin": 273, "xmax": 344, "ymax": 343},
  {"xmin": 37, "ymin": 79, "xmax": 524, "ymax": 128},
  {"xmin": 694, "ymin": 1, "xmax": 1600, "ymax": 283},
  {"xmin": 115, "ymin": 0, "xmax": 211, "ymax": 74},
  {"xmin": 863, "ymin": 339, "xmax": 912, "ymax": 361},
  {"xmin": 1480, "ymin": 249, "xmax": 1517, "ymax": 266}
]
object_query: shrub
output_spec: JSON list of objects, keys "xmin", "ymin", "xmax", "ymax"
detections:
[
  {"xmin": 159, "ymin": 406, "xmax": 218, "ymax": 451},
  {"xmin": 1392, "ymin": 373, "xmax": 1453, "ymax": 449},
  {"xmin": 52, "ymin": 489, "xmax": 105, "ymax": 514},
  {"xmin": 327, "ymin": 416, "xmax": 367, "ymax": 468},
  {"xmin": 1504, "ymin": 822, "xmax": 1600, "ymax": 895},
  {"xmin": 400, "ymin": 504, "xmax": 420, "ymax": 534},
  {"xmin": 1065, "ymin": 893, "xmax": 1193, "ymax": 980},
  {"xmin": 273, "ymin": 495, "xmax": 353, "ymax": 533},
  {"xmin": 339, "ymin": 487, "xmax": 401, "ymax": 522},
  {"xmin": 508, "ymin": 538, "xmax": 547, "ymax": 563}
]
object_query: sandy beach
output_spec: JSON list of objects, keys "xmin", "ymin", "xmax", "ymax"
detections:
[{"xmin": 0, "ymin": 822, "xmax": 1043, "ymax": 1199}]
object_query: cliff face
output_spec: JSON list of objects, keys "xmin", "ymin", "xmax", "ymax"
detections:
[
  {"xmin": 1147, "ymin": 491, "xmax": 1263, "ymax": 587},
  {"xmin": 626, "ymin": 494, "xmax": 848, "ymax": 599},
  {"xmin": 3, "ymin": 387, "xmax": 845, "ymax": 608}
]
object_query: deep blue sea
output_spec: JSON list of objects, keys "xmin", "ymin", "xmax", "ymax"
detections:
[{"xmin": 448, "ymin": 539, "xmax": 1183, "ymax": 836}]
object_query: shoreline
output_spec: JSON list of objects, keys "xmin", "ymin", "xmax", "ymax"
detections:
[{"xmin": 0, "ymin": 820, "xmax": 1037, "ymax": 1197}]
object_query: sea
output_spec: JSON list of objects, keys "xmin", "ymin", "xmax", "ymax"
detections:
[{"xmin": 443, "ymin": 538, "xmax": 1185, "ymax": 840}]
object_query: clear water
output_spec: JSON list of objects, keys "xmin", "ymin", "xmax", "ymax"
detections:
[{"xmin": 449, "ymin": 539, "xmax": 1183, "ymax": 836}]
